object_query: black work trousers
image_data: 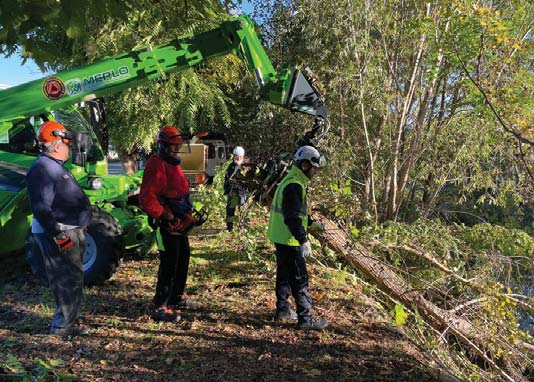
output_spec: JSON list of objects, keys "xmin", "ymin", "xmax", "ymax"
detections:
[
  {"xmin": 34, "ymin": 229, "xmax": 85, "ymax": 333},
  {"xmin": 153, "ymin": 231, "xmax": 191, "ymax": 307},
  {"xmin": 225, "ymin": 194, "xmax": 239, "ymax": 231},
  {"xmin": 274, "ymin": 243, "xmax": 312, "ymax": 323}
]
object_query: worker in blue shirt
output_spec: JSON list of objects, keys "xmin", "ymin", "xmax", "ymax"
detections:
[{"xmin": 26, "ymin": 121, "xmax": 92, "ymax": 337}]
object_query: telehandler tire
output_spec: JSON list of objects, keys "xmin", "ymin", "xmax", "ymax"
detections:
[
  {"xmin": 24, "ymin": 206, "xmax": 124, "ymax": 286},
  {"xmin": 82, "ymin": 206, "xmax": 124, "ymax": 285},
  {"xmin": 24, "ymin": 233, "xmax": 48, "ymax": 286}
]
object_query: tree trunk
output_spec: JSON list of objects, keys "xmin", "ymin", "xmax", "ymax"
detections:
[{"xmin": 120, "ymin": 151, "xmax": 139, "ymax": 174}]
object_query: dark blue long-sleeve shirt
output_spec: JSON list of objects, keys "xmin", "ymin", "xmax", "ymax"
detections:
[
  {"xmin": 224, "ymin": 162, "xmax": 242, "ymax": 195},
  {"xmin": 281, "ymin": 183, "xmax": 314, "ymax": 245},
  {"xmin": 26, "ymin": 153, "xmax": 92, "ymax": 235}
]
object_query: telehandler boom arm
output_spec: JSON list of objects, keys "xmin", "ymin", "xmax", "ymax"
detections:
[{"xmin": 0, "ymin": 15, "xmax": 327, "ymax": 134}]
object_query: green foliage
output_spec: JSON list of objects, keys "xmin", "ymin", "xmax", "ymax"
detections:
[
  {"xmin": 3, "ymin": 1, "xmax": 242, "ymax": 154},
  {"xmin": 256, "ymin": 0, "xmax": 534, "ymax": 226},
  {"xmin": 235, "ymin": 220, "xmax": 269, "ymax": 262},
  {"xmin": 1, "ymin": 353, "xmax": 25, "ymax": 377},
  {"xmin": 360, "ymin": 219, "xmax": 465, "ymax": 261},
  {"xmin": 458, "ymin": 223, "xmax": 534, "ymax": 257},
  {"xmin": 325, "ymin": 179, "xmax": 363, "ymax": 224},
  {"xmin": 0, "ymin": 0, "xmax": 132, "ymax": 69},
  {"xmin": 359, "ymin": 219, "xmax": 533, "ymax": 286},
  {"xmin": 392, "ymin": 304, "xmax": 408, "ymax": 326},
  {"xmin": 194, "ymin": 159, "xmax": 271, "ymax": 263},
  {"xmin": 106, "ymin": 66, "xmax": 234, "ymax": 153},
  {"xmin": 85, "ymin": 1, "xmax": 238, "ymax": 153},
  {"xmin": 477, "ymin": 283, "xmax": 522, "ymax": 360},
  {"xmin": 353, "ymin": 219, "xmax": 533, "ymax": 380},
  {"xmin": 192, "ymin": 161, "xmax": 229, "ymax": 229},
  {"xmin": 0, "ymin": 353, "xmax": 76, "ymax": 382}
]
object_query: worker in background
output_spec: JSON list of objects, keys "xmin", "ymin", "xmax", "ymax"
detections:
[
  {"xmin": 139, "ymin": 125, "xmax": 197, "ymax": 322},
  {"xmin": 267, "ymin": 145, "xmax": 328, "ymax": 330},
  {"xmin": 27, "ymin": 121, "xmax": 92, "ymax": 336},
  {"xmin": 223, "ymin": 146, "xmax": 247, "ymax": 232}
]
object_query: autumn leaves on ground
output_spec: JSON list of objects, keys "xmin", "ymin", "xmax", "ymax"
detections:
[{"xmin": 0, "ymin": 230, "xmax": 439, "ymax": 382}]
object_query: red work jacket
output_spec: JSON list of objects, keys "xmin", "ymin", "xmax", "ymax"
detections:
[{"xmin": 139, "ymin": 155, "xmax": 190, "ymax": 218}]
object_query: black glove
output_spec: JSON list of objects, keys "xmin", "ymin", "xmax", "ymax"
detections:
[{"xmin": 54, "ymin": 233, "xmax": 74, "ymax": 252}]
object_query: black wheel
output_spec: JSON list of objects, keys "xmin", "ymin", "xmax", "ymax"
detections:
[
  {"xmin": 24, "ymin": 206, "xmax": 124, "ymax": 286},
  {"xmin": 24, "ymin": 233, "xmax": 48, "ymax": 286},
  {"xmin": 83, "ymin": 206, "xmax": 124, "ymax": 285}
]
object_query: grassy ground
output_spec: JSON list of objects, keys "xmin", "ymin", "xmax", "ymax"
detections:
[{"xmin": 0, "ymin": 229, "xmax": 441, "ymax": 381}]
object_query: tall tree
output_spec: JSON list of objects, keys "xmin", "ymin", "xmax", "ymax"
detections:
[
  {"xmin": 255, "ymin": 0, "xmax": 534, "ymax": 225},
  {"xmin": 0, "ymin": 0, "xmax": 131, "ymax": 69},
  {"xmin": 85, "ymin": 0, "xmax": 238, "ymax": 156}
]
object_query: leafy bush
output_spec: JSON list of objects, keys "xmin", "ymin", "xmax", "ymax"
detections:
[
  {"xmin": 457, "ymin": 223, "xmax": 534, "ymax": 257},
  {"xmin": 193, "ymin": 160, "xmax": 272, "ymax": 263},
  {"xmin": 192, "ymin": 161, "xmax": 229, "ymax": 230}
]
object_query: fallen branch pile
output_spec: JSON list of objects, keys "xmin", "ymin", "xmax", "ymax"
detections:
[{"xmin": 310, "ymin": 213, "xmax": 533, "ymax": 382}]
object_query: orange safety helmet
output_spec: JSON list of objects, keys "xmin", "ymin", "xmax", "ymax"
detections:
[
  {"xmin": 37, "ymin": 121, "xmax": 73, "ymax": 145},
  {"xmin": 157, "ymin": 125, "xmax": 184, "ymax": 145}
]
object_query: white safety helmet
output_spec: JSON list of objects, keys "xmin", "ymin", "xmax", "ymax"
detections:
[
  {"xmin": 233, "ymin": 146, "xmax": 245, "ymax": 156},
  {"xmin": 295, "ymin": 145, "xmax": 326, "ymax": 168}
]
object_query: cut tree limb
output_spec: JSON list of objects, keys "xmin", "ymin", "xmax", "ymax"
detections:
[
  {"xmin": 367, "ymin": 240, "xmax": 475, "ymax": 284},
  {"xmin": 310, "ymin": 212, "xmax": 528, "ymax": 382}
]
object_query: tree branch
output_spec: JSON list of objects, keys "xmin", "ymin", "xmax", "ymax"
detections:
[
  {"xmin": 367, "ymin": 241, "xmax": 475, "ymax": 285},
  {"xmin": 454, "ymin": 50, "xmax": 534, "ymax": 147}
]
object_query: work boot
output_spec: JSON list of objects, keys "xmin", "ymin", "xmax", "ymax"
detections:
[
  {"xmin": 175, "ymin": 294, "xmax": 197, "ymax": 308},
  {"xmin": 51, "ymin": 325, "xmax": 90, "ymax": 337},
  {"xmin": 297, "ymin": 318, "xmax": 329, "ymax": 331},
  {"xmin": 227, "ymin": 223, "xmax": 234, "ymax": 232},
  {"xmin": 274, "ymin": 309, "xmax": 298, "ymax": 322},
  {"xmin": 151, "ymin": 305, "xmax": 181, "ymax": 322}
]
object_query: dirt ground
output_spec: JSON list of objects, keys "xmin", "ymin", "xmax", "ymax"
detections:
[{"xmin": 0, "ymin": 232, "xmax": 441, "ymax": 381}]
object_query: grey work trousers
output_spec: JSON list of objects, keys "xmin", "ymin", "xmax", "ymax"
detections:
[{"xmin": 34, "ymin": 229, "xmax": 85, "ymax": 333}]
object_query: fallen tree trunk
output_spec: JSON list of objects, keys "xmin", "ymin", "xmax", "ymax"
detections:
[
  {"xmin": 310, "ymin": 212, "xmax": 528, "ymax": 382},
  {"xmin": 367, "ymin": 240, "xmax": 476, "ymax": 285}
]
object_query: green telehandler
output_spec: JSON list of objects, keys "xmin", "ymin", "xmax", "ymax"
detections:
[{"xmin": 0, "ymin": 15, "xmax": 327, "ymax": 285}]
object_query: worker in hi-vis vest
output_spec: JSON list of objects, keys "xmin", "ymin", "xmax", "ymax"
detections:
[{"xmin": 267, "ymin": 145, "xmax": 328, "ymax": 331}]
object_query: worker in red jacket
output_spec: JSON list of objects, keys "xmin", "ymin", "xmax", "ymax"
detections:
[{"xmin": 139, "ymin": 125, "xmax": 196, "ymax": 322}]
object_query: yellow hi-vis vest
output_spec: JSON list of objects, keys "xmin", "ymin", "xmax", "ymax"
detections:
[{"xmin": 267, "ymin": 166, "xmax": 309, "ymax": 246}]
